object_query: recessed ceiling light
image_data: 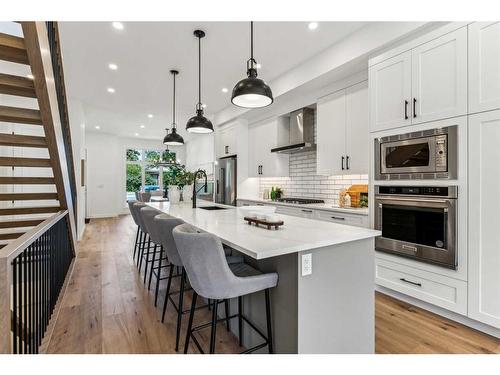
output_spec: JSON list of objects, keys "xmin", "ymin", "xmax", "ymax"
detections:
[
  {"xmin": 140, "ymin": 125, "xmax": 145, "ymax": 129},
  {"xmin": 134, "ymin": 133, "xmax": 139, "ymax": 136},
  {"xmin": 112, "ymin": 22, "xmax": 124, "ymax": 30},
  {"xmin": 95, "ymin": 125, "xmax": 100, "ymax": 130},
  {"xmin": 148, "ymin": 114, "xmax": 154, "ymax": 118},
  {"xmin": 107, "ymin": 87, "xmax": 115, "ymax": 93},
  {"xmin": 308, "ymin": 22, "xmax": 319, "ymax": 30},
  {"xmin": 108, "ymin": 63, "xmax": 118, "ymax": 70},
  {"xmin": 26, "ymin": 74, "xmax": 34, "ymax": 79},
  {"xmin": 222, "ymin": 88, "xmax": 228, "ymax": 93}
]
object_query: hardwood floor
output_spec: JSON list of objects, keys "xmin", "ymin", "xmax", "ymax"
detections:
[{"xmin": 44, "ymin": 215, "xmax": 500, "ymax": 354}]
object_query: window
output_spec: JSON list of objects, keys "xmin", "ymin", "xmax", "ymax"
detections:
[{"xmin": 125, "ymin": 148, "xmax": 176, "ymax": 202}]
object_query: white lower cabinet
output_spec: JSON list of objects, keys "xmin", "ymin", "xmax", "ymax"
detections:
[
  {"xmin": 314, "ymin": 209, "xmax": 369, "ymax": 228},
  {"xmin": 468, "ymin": 109, "xmax": 500, "ymax": 329},
  {"xmin": 376, "ymin": 258, "xmax": 467, "ymax": 314},
  {"xmin": 275, "ymin": 206, "xmax": 314, "ymax": 219}
]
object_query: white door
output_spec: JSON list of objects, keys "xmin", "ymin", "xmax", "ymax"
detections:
[
  {"xmin": 345, "ymin": 81, "xmax": 369, "ymax": 175},
  {"xmin": 468, "ymin": 109, "xmax": 500, "ymax": 329},
  {"xmin": 411, "ymin": 27, "xmax": 467, "ymax": 124},
  {"xmin": 469, "ymin": 22, "xmax": 500, "ymax": 114},
  {"xmin": 259, "ymin": 119, "xmax": 289, "ymax": 177},
  {"xmin": 369, "ymin": 50, "xmax": 412, "ymax": 132},
  {"xmin": 247, "ymin": 122, "xmax": 263, "ymax": 177},
  {"xmin": 316, "ymin": 89, "xmax": 346, "ymax": 175}
]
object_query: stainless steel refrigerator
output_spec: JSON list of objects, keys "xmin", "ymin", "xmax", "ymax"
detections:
[{"xmin": 215, "ymin": 156, "xmax": 237, "ymax": 206}]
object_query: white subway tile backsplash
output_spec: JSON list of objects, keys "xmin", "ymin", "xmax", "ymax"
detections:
[{"xmin": 258, "ymin": 150, "xmax": 368, "ymax": 205}]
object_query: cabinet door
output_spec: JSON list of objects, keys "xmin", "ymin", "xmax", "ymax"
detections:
[
  {"xmin": 412, "ymin": 27, "xmax": 467, "ymax": 124},
  {"xmin": 251, "ymin": 119, "xmax": 289, "ymax": 177},
  {"xmin": 345, "ymin": 81, "xmax": 369, "ymax": 175},
  {"xmin": 215, "ymin": 128, "xmax": 226, "ymax": 159},
  {"xmin": 468, "ymin": 109, "xmax": 500, "ymax": 329},
  {"xmin": 247, "ymin": 123, "xmax": 263, "ymax": 177},
  {"xmin": 316, "ymin": 90, "xmax": 346, "ymax": 175},
  {"xmin": 369, "ymin": 51, "xmax": 412, "ymax": 132},
  {"xmin": 225, "ymin": 126, "xmax": 237, "ymax": 156},
  {"xmin": 469, "ymin": 22, "xmax": 500, "ymax": 114}
]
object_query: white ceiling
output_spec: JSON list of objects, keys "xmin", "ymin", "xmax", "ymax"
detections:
[{"xmin": 59, "ymin": 21, "xmax": 367, "ymax": 140}]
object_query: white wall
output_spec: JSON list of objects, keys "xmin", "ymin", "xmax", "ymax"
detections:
[{"xmin": 85, "ymin": 131, "xmax": 185, "ymax": 218}]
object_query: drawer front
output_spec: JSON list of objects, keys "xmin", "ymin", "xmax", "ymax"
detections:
[
  {"xmin": 275, "ymin": 206, "xmax": 314, "ymax": 219},
  {"xmin": 315, "ymin": 210, "xmax": 368, "ymax": 228},
  {"xmin": 376, "ymin": 258, "xmax": 467, "ymax": 314}
]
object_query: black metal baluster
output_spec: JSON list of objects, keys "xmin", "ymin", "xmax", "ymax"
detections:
[
  {"xmin": 23, "ymin": 250, "xmax": 27, "ymax": 354},
  {"xmin": 12, "ymin": 257, "xmax": 17, "ymax": 354},
  {"xmin": 17, "ymin": 253, "xmax": 22, "ymax": 354},
  {"xmin": 30, "ymin": 244, "xmax": 34, "ymax": 353}
]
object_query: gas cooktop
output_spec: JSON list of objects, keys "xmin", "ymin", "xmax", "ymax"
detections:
[{"xmin": 275, "ymin": 197, "xmax": 325, "ymax": 204}]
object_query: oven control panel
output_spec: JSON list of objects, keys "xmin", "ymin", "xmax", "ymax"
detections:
[{"xmin": 377, "ymin": 186, "xmax": 456, "ymax": 197}]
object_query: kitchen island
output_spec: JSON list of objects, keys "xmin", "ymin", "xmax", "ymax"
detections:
[{"xmin": 147, "ymin": 200, "xmax": 381, "ymax": 354}]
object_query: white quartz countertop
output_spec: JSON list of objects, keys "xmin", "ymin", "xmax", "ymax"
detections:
[
  {"xmin": 146, "ymin": 201, "xmax": 380, "ymax": 260},
  {"xmin": 237, "ymin": 198, "xmax": 369, "ymax": 216}
]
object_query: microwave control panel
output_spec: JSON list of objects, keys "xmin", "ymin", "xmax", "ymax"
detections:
[{"xmin": 435, "ymin": 134, "xmax": 448, "ymax": 172}]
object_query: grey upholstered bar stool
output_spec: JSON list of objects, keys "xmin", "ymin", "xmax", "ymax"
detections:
[
  {"xmin": 127, "ymin": 201, "xmax": 141, "ymax": 260},
  {"xmin": 173, "ymin": 223, "xmax": 278, "ymax": 354},
  {"xmin": 130, "ymin": 202, "xmax": 151, "ymax": 266},
  {"xmin": 154, "ymin": 216, "xmax": 244, "ymax": 351},
  {"xmin": 140, "ymin": 207, "xmax": 171, "ymax": 305}
]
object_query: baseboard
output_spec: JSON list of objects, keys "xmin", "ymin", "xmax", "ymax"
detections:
[
  {"xmin": 87, "ymin": 213, "xmax": 118, "ymax": 219},
  {"xmin": 376, "ymin": 285, "xmax": 500, "ymax": 339}
]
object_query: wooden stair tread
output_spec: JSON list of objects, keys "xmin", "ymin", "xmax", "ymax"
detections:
[
  {"xmin": 0, "ymin": 133, "xmax": 47, "ymax": 148},
  {"xmin": 0, "ymin": 232, "xmax": 25, "ymax": 240},
  {"xmin": 0, "ymin": 73, "xmax": 36, "ymax": 97},
  {"xmin": 0, "ymin": 156, "xmax": 51, "ymax": 167},
  {"xmin": 0, "ymin": 193, "xmax": 58, "ymax": 201},
  {"xmin": 0, "ymin": 105, "xmax": 42, "ymax": 125},
  {"xmin": 0, "ymin": 177, "xmax": 55, "ymax": 185},
  {"xmin": 0, "ymin": 206, "xmax": 61, "ymax": 216},
  {"xmin": 0, "ymin": 32, "xmax": 28, "ymax": 64},
  {"xmin": 0, "ymin": 219, "xmax": 44, "ymax": 228}
]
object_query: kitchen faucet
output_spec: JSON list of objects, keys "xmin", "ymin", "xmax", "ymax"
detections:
[{"xmin": 192, "ymin": 169, "xmax": 208, "ymax": 208}]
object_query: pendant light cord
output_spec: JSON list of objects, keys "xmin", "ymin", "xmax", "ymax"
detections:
[
  {"xmin": 173, "ymin": 72, "xmax": 176, "ymax": 128},
  {"xmin": 250, "ymin": 21, "xmax": 254, "ymax": 68},
  {"xmin": 198, "ymin": 34, "xmax": 202, "ymax": 108}
]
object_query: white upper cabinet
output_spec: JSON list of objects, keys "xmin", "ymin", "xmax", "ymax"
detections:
[
  {"xmin": 248, "ymin": 118, "xmax": 289, "ymax": 178},
  {"xmin": 345, "ymin": 81, "xmax": 369, "ymax": 175},
  {"xmin": 468, "ymin": 109, "xmax": 500, "ymax": 329},
  {"xmin": 469, "ymin": 22, "xmax": 500, "ymax": 114},
  {"xmin": 215, "ymin": 124, "xmax": 237, "ymax": 158},
  {"xmin": 412, "ymin": 27, "xmax": 467, "ymax": 124},
  {"xmin": 317, "ymin": 80, "xmax": 369, "ymax": 176},
  {"xmin": 369, "ymin": 27, "xmax": 467, "ymax": 132},
  {"xmin": 369, "ymin": 51, "xmax": 412, "ymax": 132},
  {"xmin": 317, "ymin": 90, "xmax": 346, "ymax": 176}
]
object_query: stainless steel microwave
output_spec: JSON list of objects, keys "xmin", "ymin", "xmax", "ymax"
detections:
[{"xmin": 374, "ymin": 126, "xmax": 457, "ymax": 180}]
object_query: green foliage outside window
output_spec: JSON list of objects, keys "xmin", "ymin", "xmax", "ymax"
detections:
[
  {"xmin": 126, "ymin": 164, "xmax": 142, "ymax": 192},
  {"xmin": 126, "ymin": 149, "xmax": 140, "ymax": 162}
]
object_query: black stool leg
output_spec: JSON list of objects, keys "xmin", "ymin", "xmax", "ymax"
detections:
[
  {"xmin": 148, "ymin": 244, "xmax": 158, "ymax": 290},
  {"xmin": 136, "ymin": 231, "xmax": 143, "ymax": 266},
  {"xmin": 224, "ymin": 299, "xmax": 230, "ymax": 331},
  {"xmin": 143, "ymin": 239, "xmax": 152, "ymax": 283},
  {"xmin": 154, "ymin": 246, "xmax": 164, "ymax": 306},
  {"xmin": 238, "ymin": 296, "xmax": 243, "ymax": 347},
  {"xmin": 175, "ymin": 268, "xmax": 186, "ymax": 351},
  {"xmin": 184, "ymin": 292, "xmax": 197, "ymax": 354},
  {"xmin": 161, "ymin": 265, "xmax": 174, "ymax": 323},
  {"xmin": 209, "ymin": 299, "xmax": 218, "ymax": 354},
  {"xmin": 138, "ymin": 233, "xmax": 147, "ymax": 269},
  {"xmin": 265, "ymin": 289, "xmax": 273, "ymax": 354},
  {"xmin": 133, "ymin": 227, "xmax": 139, "ymax": 259}
]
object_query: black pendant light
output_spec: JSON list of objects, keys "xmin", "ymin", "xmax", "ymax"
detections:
[
  {"xmin": 186, "ymin": 30, "xmax": 214, "ymax": 134},
  {"xmin": 231, "ymin": 22, "xmax": 273, "ymax": 108},
  {"xmin": 163, "ymin": 70, "xmax": 184, "ymax": 145}
]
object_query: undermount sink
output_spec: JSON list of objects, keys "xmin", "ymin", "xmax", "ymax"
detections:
[{"xmin": 198, "ymin": 206, "xmax": 228, "ymax": 211}]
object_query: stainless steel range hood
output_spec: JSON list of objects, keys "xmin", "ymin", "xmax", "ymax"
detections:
[{"xmin": 271, "ymin": 107, "xmax": 315, "ymax": 154}]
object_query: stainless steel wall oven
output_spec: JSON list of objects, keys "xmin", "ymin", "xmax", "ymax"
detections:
[{"xmin": 374, "ymin": 186, "xmax": 458, "ymax": 269}]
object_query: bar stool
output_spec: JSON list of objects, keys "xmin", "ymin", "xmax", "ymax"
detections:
[
  {"xmin": 127, "ymin": 201, "xmax": 141, "ymax": 260},
  {"xmin": 130, "ymin": 202, "xmax": 151, "ymax": 267},
  {"xmin": 172, "ymin": 223, "xmax": 278, "ymax": 354},
  {"xmin": 140, "ymin": 207, "xmax": 171, "ymax": 305}
]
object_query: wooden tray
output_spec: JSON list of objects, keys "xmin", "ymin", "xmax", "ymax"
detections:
[{"xmin": 244, "ymin": 216, "xmax": 284, "ymax": 230}]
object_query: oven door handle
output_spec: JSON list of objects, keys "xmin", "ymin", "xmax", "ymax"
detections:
[{"xmin": 375, "ymin": 196, "xmax": 452, "ymax": 204}]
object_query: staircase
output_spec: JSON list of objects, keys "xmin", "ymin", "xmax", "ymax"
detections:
[{"xmin": 0, "ymin": 22, "xmax": 76, "ymax": 250}]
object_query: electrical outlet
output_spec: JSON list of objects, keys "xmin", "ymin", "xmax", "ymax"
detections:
[{"xmin": 301, "ymin": 253, "xmax": 312, "ymax": 276}]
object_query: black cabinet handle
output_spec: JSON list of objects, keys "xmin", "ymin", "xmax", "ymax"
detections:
[
  {"xmin": 301, "ymin": 209, "xmax": 313, "ymax": 213},
  {"xmin": 260, "ymin": 165, "xmax": 263, "ymax": 175},
  {"xmin": 400, "ymin": 278, "xmax": 422, "ymax": 287},
  {"xmin": 346, "ymin": 156, "xmax": 350, "ymax": 170},
  {"xmin": 413, "ymin": 98, "xmax": 417, "ymax": 118},
  {"xmin": 404, "ymin": 100, "xmax": 409, "ymax": 120},
  {"xmin": 225, "ymin": 145, "xmax": 229, "ymax": 154},
  {"xmin": 331, "ymin": 216, "xmax": 345, "ymax": 220},
  {"xmin": 216, "ymin": 180, "xmax": 219, "ymax": 194},
  {"xmin": 341, "ymin": 156, "xmax": 345, "ymax": 170}
]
